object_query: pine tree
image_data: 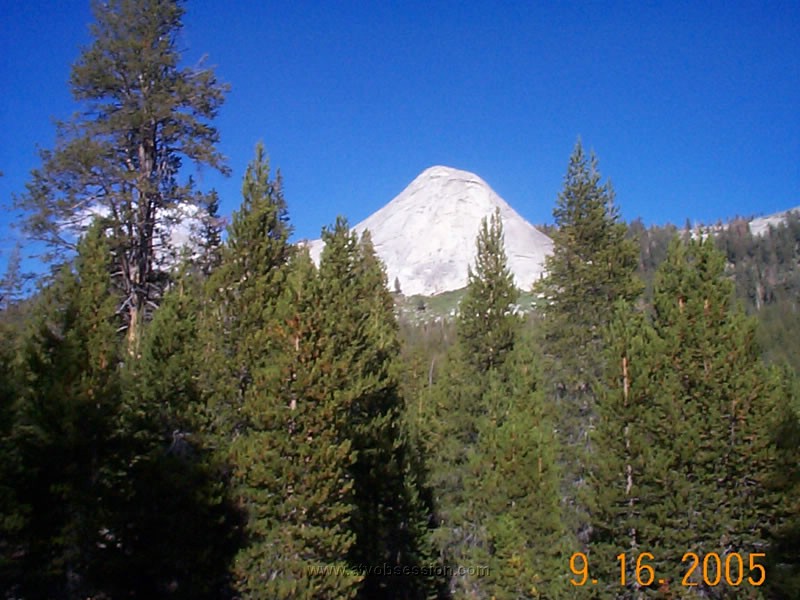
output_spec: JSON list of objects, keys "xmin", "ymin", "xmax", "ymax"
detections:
[
  {"xmin": 589, "ymin": 237, "xmax": 782, "ymax": 599},
  {"xmin": 198, "ymin": 148, "xmax": 375, "ymax": 598},
  {"xmin": 200, "ymin": 142, "xmax": 292, "ymax": 446},
  {"xmin": 227, "ymin": 247, "xmax": 361, "ymax": 599},
  {"xmin": 535, "ymin": 140, "xmax": 641, "ymax": 386},
  {"xmin": 457, "ymin": 208, "xmax": 520, "ymax": 374},
  {"xmin": 424, "ymin": 212, "xmax": 570, "ymax": 598},
  {"xmin": 3, "ymin": 222, "xmax": 237, "ymax": 598},
  {"xmin": 767, "ymin": 367, "xmax": 800, "ymax": 598},
  {"xmin": 425, "ymin": 348, "xmax": 483, "ymax": 590},
  {"xmin": 467, "ymin": 330, "xmax": 569, "ymax": 599},
  {"xmin": 587, "ymin": 302, "xmax": 672, "ymax": 599},
  {"xmin": 110, "ymin": 271, "xmax": 241, "ymax": 598},
  {"xmin": 0, "ymin": 242, "xmax": 27, "ymax": 567},
  {"xmin": 9, "ymin": 221, "xmax": 123, "ymax": 597},
  {"xmin": 0, "ymin": 243, "xmax": 24, "ymax": 310},
  {"xmin": 534, "ymin": 140, "xmax": 642, "ymax": 546},
  {"xmin": 16, "ymin": 0, "xmax": 228, "ymax": 351},
  {"xmin": 0, "ymin": 290, "xmax": 27, "ymax": 593},
  {"xmin": 190, "ymin": 190, "xmax": 225, "ymax": 278},
  {"xmin": 650, "ymin": 237, "xmax": 779, "ymax": 597},
  {"xmin": 197, "ymin": 144, "xmax": 338, "ymax": 598},
  {"xmin": 323, "ymin": 227, "xmax": 439, "ymax": 599}
]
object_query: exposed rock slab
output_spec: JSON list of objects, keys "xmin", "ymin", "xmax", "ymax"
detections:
[{"xmin": 306, "ymin": 165, "xmax": 553, "ymax": 296}]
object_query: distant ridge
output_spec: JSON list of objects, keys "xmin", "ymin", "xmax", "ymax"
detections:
[
  {"xmin": 306, "ymin": 166, "xmax": 553, "ymax": 296},
  {"xmin": 748, "ymin": 205, "xmax": 800, "ymax": 236}
]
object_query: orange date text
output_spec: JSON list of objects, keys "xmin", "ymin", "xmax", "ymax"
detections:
[{"xmin": 569, "ymin": 551, "xmax": 766, "ymax": 588}]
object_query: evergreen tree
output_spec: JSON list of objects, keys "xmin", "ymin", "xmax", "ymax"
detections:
[
  {"xmin": 589, "ymin": 237, "xmax": 782, "ymax": 599},
  {"xmin": 200, "ymin": 142, "xmax": 292, "ymax": 447},
  {"xmin": 16, "ymin": 0, "xmax": 228, "ymax": 351},
  {"xmin": 321, "ymin": 226, "xmax": 439, "ymax": 599},
  {"xmin": 111, "ymin": 271, "xmax": 241, "ymax": 598},
  {"xmin": 197, "ymin": 144, "xmax": 333, "ymax": 598},
  {"xmin": 467, "ymin": 330, "xmax": 569, "ymax": 599},
  {"xmin": 425, "ymin": 212, "xmax": 568, "ymax": 598},
  {"xmin": 534, "ymin": 140, "xmax": 642, "ymax": 545},
  {"xmin": 3, "ymin": 222, "xmax": 237, "ymax": 598},
  {"xmin": 425, "ymin": 348, "xmax": 483, "ymax": 591},
  {"xmin": 125, "ymin": 273, "xmax": 204, "ymax": 441},
  {"xmin": 9, "ymin": 221, "xmax": 122, "ymax": 597},
  {"xmin": 650, "ymin": 237, "xmax": 779, "ymax": 597},
  {"xmin": 457, "ymin": 208, "xmax": 519, "ymax": 374},
  {"xmin": 767, "ymin": 367, "xmax": 800, "ymax": 599},
  {"xmin": 0, "ymin": 289, "xmax": 27, "ymax": 594},
  {"xmin": 227, "ymin": 247, "xmax": 360, "ymax": 599},
  {"xmin": 198, "ymin": 148, "xmax": 402, "ymax": 598},
  {"xmin": 190, "ymin": 190, "xmax": 225, "ymax": 278},
  {"xmin": 587, "ymin": 303, "xmax": 671, "ymax": 599},
  {"xmin": 535, "ymin": 140, "xmax": 641, "ymax": 388},
  {"xmin": 0, "ymin": 243, "xmax": 24, "ymax": 310}
]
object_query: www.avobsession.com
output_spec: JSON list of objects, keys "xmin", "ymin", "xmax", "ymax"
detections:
[{"xmin": 305, "ymin": 564, "xmax": 489, "ymax": 577}]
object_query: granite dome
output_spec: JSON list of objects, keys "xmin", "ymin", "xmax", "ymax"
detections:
[{"xmin": 307, "ymin": 166, "xmax": 553, "ymax": 296}]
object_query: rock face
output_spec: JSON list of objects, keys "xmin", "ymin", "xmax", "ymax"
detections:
[
  {"xmin": 306, "ymin": 165, "xmax": 553, "ymax": 296},
  {"xmin": 748, "ymin": 205, "xmax": 800, "ymax": 236}
]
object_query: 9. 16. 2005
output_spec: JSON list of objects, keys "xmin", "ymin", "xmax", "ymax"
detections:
[{"xmin": 569, "ymin": 551, "xmax": 766, "ymax": 588}]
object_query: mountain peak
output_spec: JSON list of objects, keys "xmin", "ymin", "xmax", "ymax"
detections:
[
  {"xmin": 416, "ymin": 164, "xmax": 483, "ymax": 179},
  {"xmin": 308, "ymin": 166, "xmax": 553, "ymax": 296}
]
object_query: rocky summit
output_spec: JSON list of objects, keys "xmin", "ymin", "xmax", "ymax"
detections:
[{"xmin": 306, "ymin": 165, "xmax": 553, "ymax": 296}]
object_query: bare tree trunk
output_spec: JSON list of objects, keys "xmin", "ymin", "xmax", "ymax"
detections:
[{"xmin": 124, "ymin": 130, "xmax": 158, "ymax": 356}]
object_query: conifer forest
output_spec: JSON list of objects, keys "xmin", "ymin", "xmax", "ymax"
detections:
[{"xmin": 1, "ymin": 2, "xmax": 799, "ymax": 599}]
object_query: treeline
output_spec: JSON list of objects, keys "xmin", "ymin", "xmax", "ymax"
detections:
[
  {"xmin": 4, "ymin": 139, "xmax": 799, "ymax": 598},
  {"xmin": 2, "ymin": 1, "xmax": 800, "ymax": 598},
  {"xmin": 1, "ymin": 144, "xmax": 442, "ymax": 597},
  {"xmin": 633, "ymin": 211, "xmax": 800, "ymax": 373},
  {"xmin": 401, "ymin": 146, "xmax": 800, "ymax": 599}
]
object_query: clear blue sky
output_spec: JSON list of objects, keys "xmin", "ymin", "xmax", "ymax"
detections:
[{"xmin": 1, "ymin": 0, "xmax": 798, "ymax": 273}]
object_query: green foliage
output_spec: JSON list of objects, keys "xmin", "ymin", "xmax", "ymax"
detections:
[
  {"xmin": 15, "ymin": 0, "xmax": 228, "ymax": 350},
  {"xmin": 0, "ymin": 243, "xmax": 25, "ymax": 310},
  {"xmin": 590, "ymin": 237, "xmax": 783, "ymax": 599},
  {"xmin": 588, "ymin": 303, "xmax": 672, "ymax": 598},
  {"xmin": 200, "ymin": 142, "xmax": 293, "ymax": 444},
  {"xmin": 423, "ymin": 213, "xmax": 566, "ymax": 599},
  {"xmin": 652, "ymin": 238, "xmax": 779, "ymax": 596},
  {"xmin": 535, "ymin": 140, "xmax": 643, "ymax": 390},
  {"xmin": 198, "ymin": 145, "xmax": 349, "ymax": 599},
  {"xmin": 425, "ymin": 349, "xmax": 484, "ymax": 568},
  {"xmin": 126, "ymin": 277, "xmax": 203, "ymax": 437},
  {"xmin": 0, "ymin": 298, "xmax": 28, "ymax": 590},
  {"xmin": 189, "ymin": 190, "xmax": 225, "ymax": 278},
  {"xmin": 1, "ymin": 222, "xmax": 236, "ymax": 598},
  {"xmin": 457, "ymin": 208, "xmax": 520, "ymax": 374},
  {"xmin": 766, "ymin": 367, "xmax": 800, "ymax": 598},
  {"xmin": 534, "ymin": 141, "xmax": 643, "ymax": 554},
  {"xmin": 7, "ymin": 35, "xmax": 800, "ymax": 596},
  {"xmin": 424, "ymin": 213, "xmax": 522, "ymax": 594},
  {"xmin": 635, "ymin": 213, "xmax": 800, "ymax": 375},
  {"xmin": 629, "ymin": 217, "xmax": 680, "ymax": 302},
  {"xmin": 6, "ymin": 222, "xmax": 123, "ymax": 597},
  {"xmin": 468, "ymin": 333, "xmax": 569, "ymax": 599},
  {"xmin": 113, "ymin": 271, "xmax": 241, "ymax": 598},
  {"xmin": 228, "ymin": 248, "xmax": 361, "ymax": 599},
  {"xmin": 317, "ymin": 222, "xmax": 441, "ymax": 599}
]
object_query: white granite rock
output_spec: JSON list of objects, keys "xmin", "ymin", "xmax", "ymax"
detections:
[{"xmin": 306, "ymin": 165, "xmax": 553, "ymax": 296}]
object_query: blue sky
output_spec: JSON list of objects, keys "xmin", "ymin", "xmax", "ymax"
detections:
[{"xmin": 1, "ymin": 0, "xmax": 798, "ymax": 273}]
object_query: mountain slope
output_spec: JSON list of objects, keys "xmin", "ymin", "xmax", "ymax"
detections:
[
  {"xmin": 748, "ymin": 205, "xmax": 800, "ymax": 236},
  {"xmin": 306, "ymin": 166, "xmax": 553, "ymax": 296}
]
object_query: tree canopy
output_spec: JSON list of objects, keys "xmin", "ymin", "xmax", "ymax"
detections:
[{"xmin": 16, "ymin": 0, "xmax": 229, "ymax": 350}]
